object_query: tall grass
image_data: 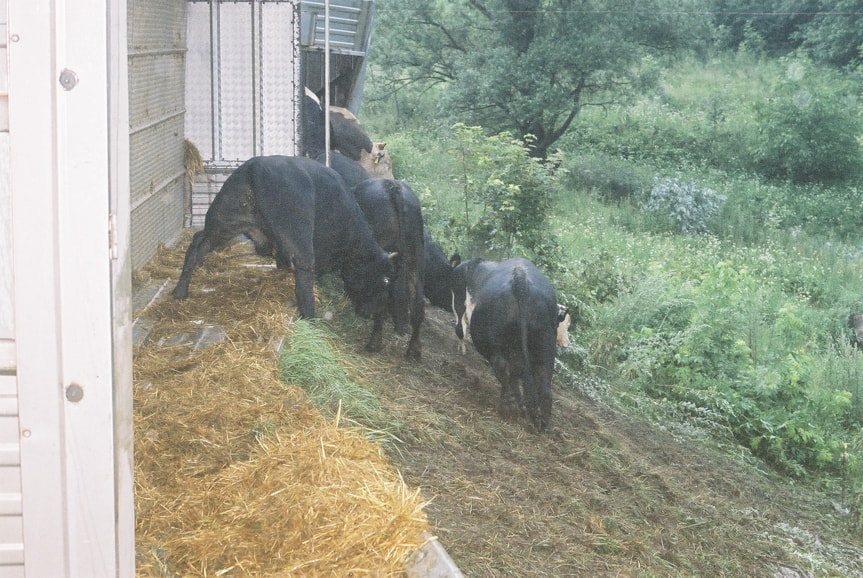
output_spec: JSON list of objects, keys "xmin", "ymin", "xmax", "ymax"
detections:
[{"xmin": 364, "ymin": 52, "xmax": 863, "ymax": 523}]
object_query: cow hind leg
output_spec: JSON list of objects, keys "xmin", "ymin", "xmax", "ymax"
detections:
[
  {"xmin": 292, "ymin": 259, "xmax": 316, "ymax": 319},
  {"xmin": 172, "ymin": 230, "xmax": 216, "ymax": 299},
  {"xmin": 390, "ymin": 275, "xmax": 410, "ymax": 335},
  {"xmin": 490, "ymin": 355, "xmax": 521, "ymax": 419},
  {"xmin": 522, "ymin": 351, "xmax": 554, "ymax": 433},
  {"xmin": 404, "ymin": 287, "xmax": 424, "ymax": 361}
]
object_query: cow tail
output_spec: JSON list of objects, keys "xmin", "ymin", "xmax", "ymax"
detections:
[
  {"xmin": 512, "ymin": 267, "xmax": 532, "ymax": 383},
  {"xmin": 384, "ymin": 179, "xmax": 407, "ymax": 256}
]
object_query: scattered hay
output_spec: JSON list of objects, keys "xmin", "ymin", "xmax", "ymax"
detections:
[{"xmin": 134, "ymin": 235, "xmax": 430, "ymax": 576}]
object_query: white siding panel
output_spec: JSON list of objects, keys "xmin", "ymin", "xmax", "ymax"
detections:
[
  {"xmin": 0, "ymin": 0, "xmax": 8, "ymax": 133},
  {"xmin": 0, "ymin": 136, "xmax": 12, "ymax": 340},
  {"xmin": 184, "ymin": 2, "xmax": 214, "ymax": 160},
  {"xmin": 0, "ymin": 417, "xmax": 17, "ymax": 467}
]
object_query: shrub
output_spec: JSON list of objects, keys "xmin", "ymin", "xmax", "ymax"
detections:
[
  {"xmin": 447, "ymin": 123, "xmax": 565, "ymax": 272},
  {"xmin": 640, "ymin": 176, "xmax": 726, "ymax": 234},
  {"xmin": 750, "ymin": 57, "xmax": 862, "ymax": 184},
  {"xmin": 564, "ymin": 153, "xmax": 650, "ymax": 204}
]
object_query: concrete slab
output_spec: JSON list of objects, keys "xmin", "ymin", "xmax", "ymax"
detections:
[{"xmin": 406, "ymin": 532, "xmax": 464, "ymax": 578}]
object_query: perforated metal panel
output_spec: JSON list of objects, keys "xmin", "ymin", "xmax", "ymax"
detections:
[{"xmin": 185, "ymin": 0, "xmax": 301, "ymax": 167}]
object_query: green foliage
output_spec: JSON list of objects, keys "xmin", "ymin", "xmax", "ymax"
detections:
[
  {"xmin": 563, "ymin": 153, "xmax": 651, "ymax": 204},
  {"xmin": 595, "ymin": 256, "xmax": 860, "ymax": 477},
  {"xmin": 447, "ymin": 123, "xmax": 565, "ymax": 272},
  {"xmin": 371, "ymin": 0, "xmax": 711, "ymax": 158},
  {"xmin": 709, "ymin": 0, "xmax": 818, "ymax": 56},
  {"xmin": 798, "ymin": 0, "xmax": 863, "ymax": 68},
  {"xmin": 567, "ymin": 55, "xmax": 862, "ymax": 188},
  {"xmin": 750, "ymin": 58, "xmax": 863, "ymax": 184}
]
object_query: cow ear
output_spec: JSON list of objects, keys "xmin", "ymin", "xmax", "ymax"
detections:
[{"xmin": 449, "ymin": 253, "xmax": 461, "ymax": 268}]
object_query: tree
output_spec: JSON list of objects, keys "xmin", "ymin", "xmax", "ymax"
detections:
[
  {"xmin": 370, "ymin": 0, "xmax": 711, "ymax": 158},
  {"xmin": 709, "ymin": 0, "xmax": 819, "ymax": 56},
  {"xmin": 709, "ymin": 0, "xmax": 863, "ymax": 68},
  {"xmin": 799, "ymin": 0, "xmax": 863, "ymax": 68}
]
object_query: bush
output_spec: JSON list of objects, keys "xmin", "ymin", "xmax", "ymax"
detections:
[
  {"xmin": 564, "ymin": 153, "xmax": 650, "ymax": 204},
  {"xmin": 640, "ymin": 176, "xmax": 726, "ymax": 234},
  {"xmin": 447, "ymin": 123, "xmax": 565, "ymax": 272},
  {"xmin": 750, "ymin": 58, "xmax": 862, "ymax": 184}
]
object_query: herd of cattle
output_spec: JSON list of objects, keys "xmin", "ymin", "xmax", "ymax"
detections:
[{"xmin": 171, "ymin": 90, "xmax": 571, "ymax": 433}]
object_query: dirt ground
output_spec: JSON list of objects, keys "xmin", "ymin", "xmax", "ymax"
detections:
[
  {"xmin": 136, "ymin": 237, "xmax": 863, "ymax": 577},
  {"xmin": 332, "ymin": 300, "xmax": 863, "ymax": 577}
]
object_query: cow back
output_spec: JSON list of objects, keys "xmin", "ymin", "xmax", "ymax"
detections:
[
  {"xmin": 453, "ymin": 258, "xmax": 558, "ymax": 354},
  {"xmin": 315, "ymin": 150, "xmax": 370, "ymax": 191},
  {"xmin": 329, "ymin": 106, "xmax": 373, "ymax": 161}
]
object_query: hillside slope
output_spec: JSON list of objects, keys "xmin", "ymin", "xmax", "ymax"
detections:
[{"xmin": 337, "ymin": 302, "xmax": 863, "ymax": 577}]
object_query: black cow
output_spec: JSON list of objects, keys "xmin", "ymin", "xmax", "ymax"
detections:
[
  {"xmin": 352, "ymin": 178, "xmax": 426, "ymax": 360},
  {"xmin": 423, "ymin": 231, "xmax": 457, "ymax": 311},
  {"xmin": 451, "ymin": 257, "xmax": 559, "ymax": 432},
  {"xmin": 315, "ymin": 150, "xmax": 370, "ymax": 191},
  {"xmin": 171, "ymin": 156, "xmax": 396, "ymax": 344}
]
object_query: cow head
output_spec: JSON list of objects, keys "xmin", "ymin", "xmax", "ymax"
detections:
[
  {"xmin": 342, "ymin": 251, "xmax": 398, "ymax": 319},
  {"xmin": 360, "ymin": 143, "xmax": 393, "ymax": 179},
  {"xmin": 556, "ymin": 304, "xmax": 571, "ymax": 348},
  {"xmin": 449, "ymin": 259, "xmax": 474, "ymax": 354}
]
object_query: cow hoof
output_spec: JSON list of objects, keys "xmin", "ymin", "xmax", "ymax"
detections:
[
  {"xmin": 405, "ymin": 348, "xmax": 421, "ymax": 362},
  {"xmin": 365, "ymin": 340, "xmax": 384, "ymax": 353},
  {"xmin": 171, "ymin": 288, "xmax": 187, "ymax": 300}
]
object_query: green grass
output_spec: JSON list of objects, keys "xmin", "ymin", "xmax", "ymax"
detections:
[{"xmin": 280, "ymin": 319, "xmax": 405, "ymax": 446}]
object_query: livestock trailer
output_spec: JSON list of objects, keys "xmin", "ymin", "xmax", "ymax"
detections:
[
  {"xmin": 183, "ymin": 0, "xmax": 375, "ymax": 229},
  {"xmin": 0, "ymin": 0, "xmax": 374, "ymax": 575}
]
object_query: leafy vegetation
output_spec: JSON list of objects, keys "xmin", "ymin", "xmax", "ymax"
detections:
[
  {"xmin": 367, "ymin": 55, "xmax": 863, "ymax": 542},
  {"xmin": 370, "ymin": 0, "xmax": 710, "ymax": 158}
]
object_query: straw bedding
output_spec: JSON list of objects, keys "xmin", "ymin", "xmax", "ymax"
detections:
[{"xmin": 134, "ymin": 236, "xmax": 430, "ymax": 576}]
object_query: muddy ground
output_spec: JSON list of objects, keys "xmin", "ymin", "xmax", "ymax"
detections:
[{"xmin": 327, "ymin": 295, "xmax": 863, "ymax": 577}]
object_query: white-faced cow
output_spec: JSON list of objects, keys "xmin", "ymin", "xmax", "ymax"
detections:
[
  {"xmin": 451, "ymin": 257, "xmax": 560, "ymax": 432},
  {"xmin": 358, "ymin": 142, "xmax": 393, "ymax": 180},
  {"xmin": 352, "ymin": 178, "xmax": 426, "ymax": 360},
  {"xmin": 301, "ymin": 88, "xmax": 326, "ymax": 158},
  {"xmin": 171, "ymin": 156, "xmax": 396, "ymax": 348}
]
